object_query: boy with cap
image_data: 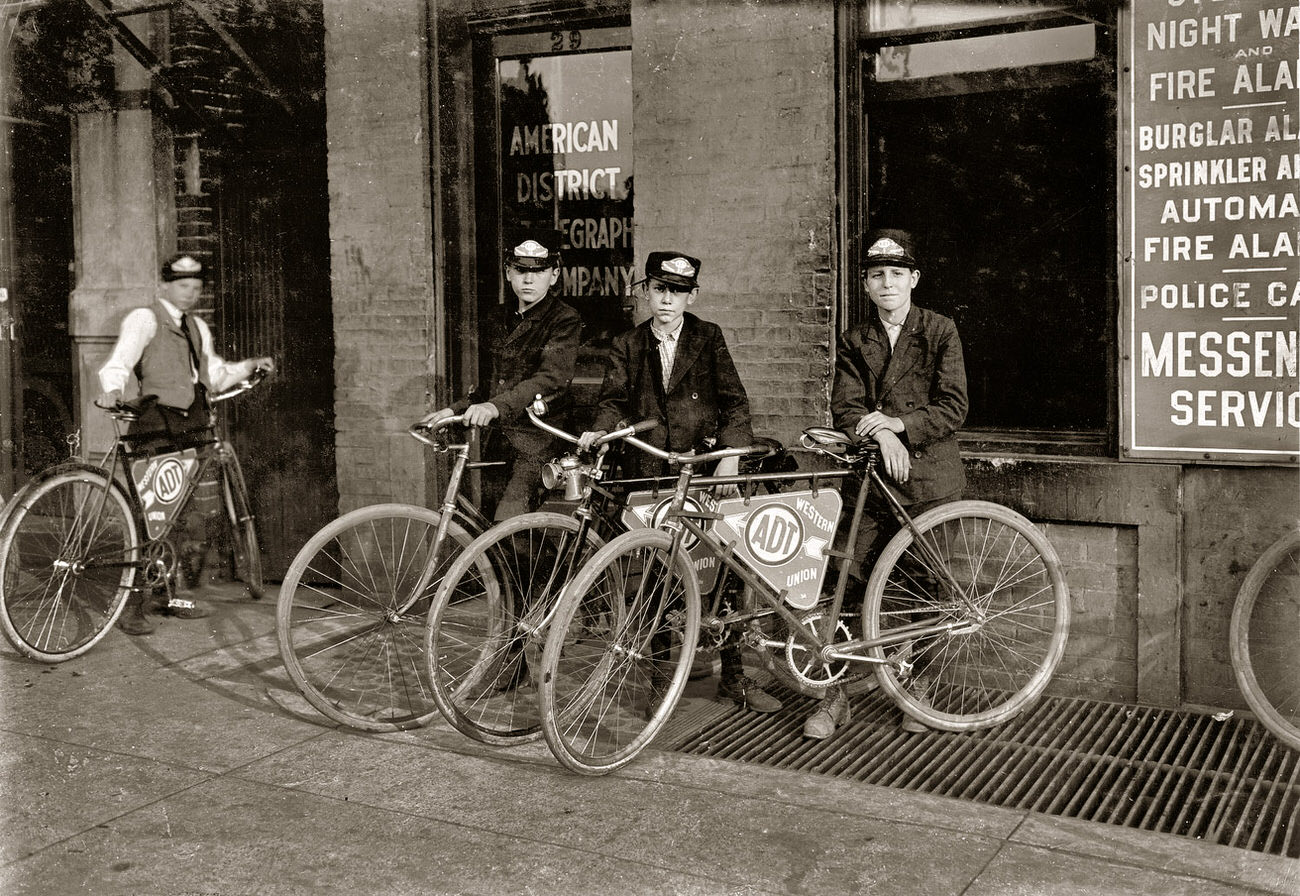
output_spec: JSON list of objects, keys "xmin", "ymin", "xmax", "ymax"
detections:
[
  {"xmin": 97, "ymin": 252, "xmax": 275, "ymax": 634},
  {"xmin": 803, "ymin": 227, "xmax": 969, "ymax": 739},
  {"xmin": 422, "ymin": 226, "xmax": 581, "ymax": 521},
  {"xmin": 578, "ymin": 251, "xmax": 781, "ymax": 716}
]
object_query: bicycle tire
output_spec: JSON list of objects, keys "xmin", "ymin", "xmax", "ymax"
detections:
[
  {"xmin": 1230, "ymin": 527, "xmax": 1300, "ymax": 752},
  {"xmin": 426, "ymin": 511, "xmax": 605, "ymax": 745},
  {"xmin": 0, "ymin": 465, "xmax": 139, "ymax": 662},
  {"xmin": 218, "ymin": 446, "xmax": 264, "ymax": 600},
  {"xmin": 539, "ymin": 527, "xmax": 700, "ymax": 775},
  {"xmin": 276, "ymin": 503, "xmax": 476, "ymax": 731},
  {"xmin": 864, "ymin": 499, "xmax": 1069, "ymax": 731}
]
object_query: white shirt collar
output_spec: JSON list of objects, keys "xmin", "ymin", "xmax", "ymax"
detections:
[
  {"xmin": 158, "ymin": 297, "xmax": 185, "ymax": 325},
  {"xmin": 651, "ymin": 319, "xmax": 684, "ymax": 342}
]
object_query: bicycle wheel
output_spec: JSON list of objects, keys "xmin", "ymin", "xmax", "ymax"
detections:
[
  {"xmin": 219, "ymin": 447, "xmax": 264, "ymax": 600},
  {"xmin": 0, "ymin": 465, "xmax": 139, "ymax": 662},
  {"xmin": 864, "ymin": 500, "xmax": 1069, "ymax": 731},
  {"xmin": 1230, "ymin": 528, "xmax": 1300, "ymax": 752},
  {"xmin": 539, "ymin": 527, "xmax": 700, "ymax": 775},
  {"xmin": 276, "ymin": 503, "xmax": 475, "ymax": 731},
  {"xmin": 426, "ymin": 511, "xmax": 605, "ymax": 745}
]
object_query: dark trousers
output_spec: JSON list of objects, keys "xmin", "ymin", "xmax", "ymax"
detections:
[
  {"xmin": 480, "ymin": 430, "xmax": 550, "ymax": 523},
  {"xmin": 127, "ymin": 393, "xmax": 219, "ymax": 590},
  {"xmin": 837, "ymin": 482, "xmax": 959, "ymax": 585}
]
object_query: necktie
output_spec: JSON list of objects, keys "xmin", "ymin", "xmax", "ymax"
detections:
[
  {"xmin": 179, "ymin": 313, "xmax": 201, "ymax": 384},
  {"xmin": 885, "ymin": 321, "xmax": 902, "ymax": 351}
]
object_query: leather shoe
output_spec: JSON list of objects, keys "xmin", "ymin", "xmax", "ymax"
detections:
[
  {"xmin": 716, "ymin": 674, "xmax": 782, "ymax": 713},
  {"xmin": 465, "ymin": 654, "xmax": 529, "ymax": 698},
  {"xmin": 643, "ymin": 673, "xmax": 670, "ymax": 721},
  {"xmin": 803, "ymin": 689, "xmax": 850, "ymax": 739},
  {"xmin": 163, "ymin": 589, "xmax": 211, "ymax": 619},
  {"xmin": 116, "ymin": 595, "xmax": 156, "ymax": 636}
]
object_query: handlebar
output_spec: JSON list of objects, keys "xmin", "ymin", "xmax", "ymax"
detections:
[
  {"xmin": 526, "ymin": 394, "xmax": 658, "ymax": 450},
  {"xmin": 408, "ymin": 413, "xmax": 470, "ymax": 447},
  {"xmin": 96, "ymin": 367, "xmax": 272, "ymax": 420},
  {"xmin": 799, "ymin": 426, "xmax": 881, "ymax": 465},
  {"xmin": 209, "ymin": 367, "xmax": 272, "ymax": 403}
]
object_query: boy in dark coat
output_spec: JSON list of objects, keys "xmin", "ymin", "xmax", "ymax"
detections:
[
  {"xmin": 423, "ymin": 227, "xmax": 581, "ymax": 521},
  {"xmin": 804, "ymin": 227, "xmax": 969, "ymax": 740},
  {"xmin": 579, "ymin": 251, "xmax": 781, "ymax": 715}
]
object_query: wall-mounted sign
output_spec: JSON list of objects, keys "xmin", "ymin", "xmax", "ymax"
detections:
[{"xmin": 1126, "ymin": 1, "xmax": 1299, "ymax": 463}]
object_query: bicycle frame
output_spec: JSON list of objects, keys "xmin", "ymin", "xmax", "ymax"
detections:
[
  {"xmin": 391, "ymin": 416, "xmax": 502, "ymax": 619},
  {"xmin": 12, "ymin": 373, "xmax": 271, "ymax": 591},
  {"xmin": 636, "ymin": 443, "xmax": 982, "ymax": 679}
]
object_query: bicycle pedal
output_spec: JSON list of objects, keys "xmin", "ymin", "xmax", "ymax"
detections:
[{"xmin": 167, "ymin": 597, "xmax": 198, "ymax": 610}]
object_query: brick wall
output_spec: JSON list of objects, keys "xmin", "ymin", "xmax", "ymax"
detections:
[
  {"xmin": 1182, "ymin": 466, "xmax": 1299, "ymax": 711},
  {"xmin": 324, "ymin": 0, "xmax": 435, "ymax": 512},
  {"xmin": 1043, "ymin": 522, "xmax": 1139, "ymax": 702},
  {"xmin": 631, "ymin": 0, "xmax": 837, "ymax": 448}
]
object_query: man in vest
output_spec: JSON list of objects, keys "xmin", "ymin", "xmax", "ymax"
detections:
[{"xmin": 97, "ymin": 252, "xmax": 275, "ymax": 635}]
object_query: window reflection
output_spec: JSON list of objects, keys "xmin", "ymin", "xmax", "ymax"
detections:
[
  {"xmin": 864, "ymin": 0, "xmax": 1075, "ymax": 34},
  {"xmin": 875, "ymin": 24, "xmax": 1095, "ymax": 81}
]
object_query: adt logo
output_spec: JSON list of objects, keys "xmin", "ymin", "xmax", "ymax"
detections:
[
  {"xmin": 152, "ymin": 458, "xmax": 187, "ymax": 504},
  {"xmin": 649, "ymin": 495, "xmax": 704, "ymax": 548},
  {"xmin": 744, "ymin": 504, "xmax": 804, "ymax": 567}
]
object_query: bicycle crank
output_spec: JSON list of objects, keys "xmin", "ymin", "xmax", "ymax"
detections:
[
  {"xmin": 783, "ymin": 610, "xmax": 855, "ymax": 689},
  {"xmin": 141, "ymin": 541, "xmax": 178, "ymax": 589}
]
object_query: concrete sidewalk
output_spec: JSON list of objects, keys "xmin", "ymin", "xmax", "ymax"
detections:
[{"xmin": 2, "ymin": 584, "xmax": 1297, "ymax": 896}]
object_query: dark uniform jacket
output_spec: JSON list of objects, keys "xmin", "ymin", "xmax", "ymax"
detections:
[
  {"xmin": 454, "ymin": 293, "xmax": 582, "ymax": 459},
  {"xmin": 593, "ymin": 312, "xmax": 753, "ymax": 478},
  {"xmin": 832, "ymin": 304, "xmax": 968, "ymax": 504}
]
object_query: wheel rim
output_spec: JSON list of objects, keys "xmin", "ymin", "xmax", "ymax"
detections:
[
  {"xmin": 543, "ymin": 532, "xmax": 699, "ymax": 773},
  {"xmin": 278, "ymin": 507, "xmax": 463, "ymax": 730},
  {"xmin": 1231, "ymin": 533, "xmax": 1300, "ymax": 750},
  {"xmin": 1, "ymin": 472, "xmax": 135, "ymax": 659},
  {"xmin": 429, "ymin": 515, "xmax": 598, "ymax": 742},
  {"xmin": 867, "ymin": 505, "xmax": 1068, "ymax": 728}
]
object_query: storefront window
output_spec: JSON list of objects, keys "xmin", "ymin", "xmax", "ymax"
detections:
[
  {"xmin": 492, "ymin": 30, "xmax": 633, "ymax": 405},
  {"xmin": 859, "ymin": 3, "xmax": 1116, "ymax": 450}
]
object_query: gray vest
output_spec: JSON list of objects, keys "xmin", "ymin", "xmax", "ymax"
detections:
[{"xmin": 134, "ymin": 301, "xmax": 206, "ymax": 410}]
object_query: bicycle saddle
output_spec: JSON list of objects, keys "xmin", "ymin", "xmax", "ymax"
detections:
[{"xmin": 800, "ymin": 426, "xmax": 852, "ymax": 453}]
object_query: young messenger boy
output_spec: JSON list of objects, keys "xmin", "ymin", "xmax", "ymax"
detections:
[
  {"xmin": 422, "ymin": 227, "xmax": 581, "ymax": 521},
  {"xmin": 97, "ymin": 253, "xmax": 275, "ymax": 634},
  {"xmin": 578, "ymin": 251, "xmax": 781, "ymax": 716},
  {"xmin": 803, "ymin": 227, "xmax": 969, "ymax": 739}
]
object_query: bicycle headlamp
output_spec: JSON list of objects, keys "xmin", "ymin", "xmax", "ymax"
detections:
[{"xmin": 541, "ymin": 454, "xmax": 590, "ymax": 501}]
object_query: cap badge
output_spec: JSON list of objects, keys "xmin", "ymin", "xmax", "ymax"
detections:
[
  {"xmin": 169, "ymin": 255, "xmax": 203, "ymax": 275},
  {"xmin": 513, "ymin": 239, "xmax": 550, "ymax": 260},
  {"xmin": 866, "ymin": 238, "xmax": 907, "ymax": 259},
  {"xmin": 662, "ymin": 256, "xmax": 696, "ymax": 278}
]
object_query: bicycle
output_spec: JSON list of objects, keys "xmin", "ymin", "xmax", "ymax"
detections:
[
  {"xmin": 274, "ymin": 414, "xmax": 495, "ymax": 732},
  {"xmin": 537, "ymin": 425, "xmax": 1071, "ymax": 775},
  {"xmin": 0, "ymin": 372, "xmax": 269, "ymax": 663},
  {"xmin": 422, "ymin": 399, "xmax": 662, "ymax": 745},
  {"xmin": 1229, "ymin": 525, "xmax": 1300, "ymax": 752}
]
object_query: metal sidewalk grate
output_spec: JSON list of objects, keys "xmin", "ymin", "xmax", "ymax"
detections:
[{"xmin": 663, "ymin": 689, "xmax": 1300, "ymax": 858}]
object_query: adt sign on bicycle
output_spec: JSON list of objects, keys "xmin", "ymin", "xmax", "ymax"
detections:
[
  {"xmin": 622, "ymin": 488, "xmax": 841, "ymax": 610},
  {"xmin": 714, "ymin": 491, "xmax": 840, "ymax": 610},
  {"xmin": 130, "ymin": 449, "xmax": 199, "ymax": 539},
  {"xmin": 622, "ymin": 489, "xmax": 725, "ymax": 592}
]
